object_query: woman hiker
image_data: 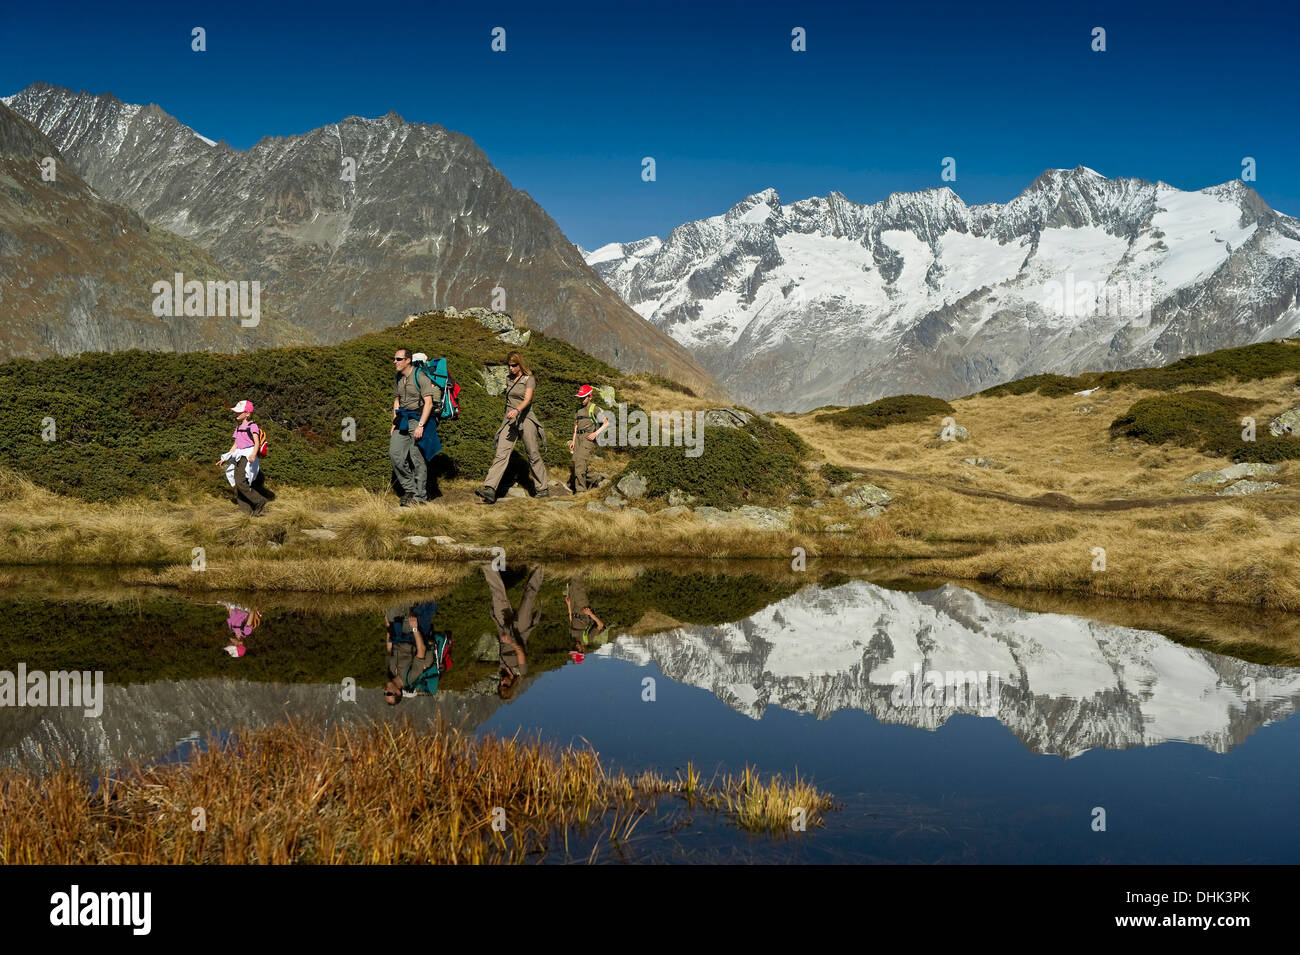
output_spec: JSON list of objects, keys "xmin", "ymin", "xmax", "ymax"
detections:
[
  {"xmin": 569, "ymin": 385, "xmax": 610, "ymax": 492},
  {"xmin": 217, "ymin": 399, "xmax": 268, "ymax": 516},
  {"xmin": 476, "ymin": 352, "xmax": 548, "ymax": 504}
]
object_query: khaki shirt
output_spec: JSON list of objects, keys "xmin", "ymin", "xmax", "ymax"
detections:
[
  {"xmin": 504, "ymin": 373, "xmax": 536, "ymax": 414},
  {"xmin": 394, "ymin": 368, "xmax": 436, "ymax": 412}
]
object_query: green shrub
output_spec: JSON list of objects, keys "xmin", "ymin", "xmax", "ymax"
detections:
[
  {"xmin": 815, "ymin": 394, "xmax": 953, "ymax": 429},
  {"xmin": 819, "ymin": 463, "xmax": 854, "ymax": 486},
  {"xmin": 979, "ymin": 373, "xmax": 1095, "ymax": 398},
  {"xmin": 1110, "ymin": 390, "xmax": 1300, "ymax": 462},
  {"xmin": 622, "ymin": 418, "xmax": 810, "ymax": 507}
]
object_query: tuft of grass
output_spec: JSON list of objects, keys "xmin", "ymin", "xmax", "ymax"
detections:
[
  {"xmin": 124, "ymin": 559, "xmax": 471, "ymax": 593},
  {"xmin": 0, "ymin": 720, "xmax": 834, "ymax": 863},
  {"xmin": 627, "ymin": 371, "xmax": 698, "ymax": 398}
]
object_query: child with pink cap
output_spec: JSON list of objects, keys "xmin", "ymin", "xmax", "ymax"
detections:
[{"xmin": 216, "ymin": 399, "xmax": 269, "ymax": 516}]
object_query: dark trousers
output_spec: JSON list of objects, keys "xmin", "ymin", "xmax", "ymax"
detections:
[{"xmin": 234, "ymin": 462, "xmax": 268, "ymax": 513}]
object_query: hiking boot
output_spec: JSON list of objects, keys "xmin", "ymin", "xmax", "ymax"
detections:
[
  {"xmin": 399, "ymin": 494, "xmax": 415, "ymax": 507},
  {"xmin": 251, "ymin": 502, "xmax": 267, "ymax": 517},
  {"xmin": 534, "ymin": 488, "xmax": 549, "ymax": 499},
  {"xmin": 474, "ymin": 487, "xmax": 496, "ymax": 504}
]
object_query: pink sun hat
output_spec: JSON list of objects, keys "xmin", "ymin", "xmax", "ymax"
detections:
[{"xmin": 230, "ymin": 400, "xmax": 255, "ymax": 414}]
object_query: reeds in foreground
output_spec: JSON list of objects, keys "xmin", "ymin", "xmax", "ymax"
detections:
[{"xmin": 0, "ymin": 720, "xmax": 833, "ymax": 864}]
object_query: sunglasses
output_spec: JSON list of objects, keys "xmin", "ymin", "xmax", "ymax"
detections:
[
  {"xmin": 393, "ymin": 357, "xmax": 407, "ymax": 363},
  {"xmin": 508, "ymin": 363, "xmax": 520, "ymax": 368}
]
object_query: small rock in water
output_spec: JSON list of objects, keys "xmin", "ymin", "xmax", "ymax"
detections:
[
  {"xmin": 404, "ymin": 535, "xmax": 430, "ymax": 546},
  {"xmin": 432, "ymin": 536, "xmax": 456, "ymax": 545}
]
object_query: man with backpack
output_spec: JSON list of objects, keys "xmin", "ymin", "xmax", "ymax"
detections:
[
  {"xmin": 390, "ymin": 347, "xmax": 440, "ymax": 506},
  {"xmin": 217, "ymin": 399, "xmax": 268, "ymax": 516},
  {"xmin": 383, "ymin": 600, "xmax": 449, "ymax": 703}
]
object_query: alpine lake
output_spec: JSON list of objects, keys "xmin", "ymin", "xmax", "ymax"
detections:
[{"xmin": 3, "ymin": 559, "xmax": 1298, "ymax": 864}]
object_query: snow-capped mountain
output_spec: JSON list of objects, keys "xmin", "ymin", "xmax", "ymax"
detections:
[
  {"xmin": 1, "ymin": 83, "xmax": 715, "ymax": 390},
  {"xmin": 586, "ymin": 170, "xmax": 1300, "ymax": 410},
  {"xmin": 598, "ymin": 579, "xmax": 1300, "ymax": 758}
]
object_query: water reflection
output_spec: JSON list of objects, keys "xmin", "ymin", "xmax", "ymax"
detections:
[
  {"xmin": 484, "ymin": 565, "xmax": 544, "ymax": 700},
  {"xmin": 383, "ymin": 599, "xmax": 451, "ymax": 703},
  {"xmin": 565, "ymin": 572, "xmax": 608, "ymax": 663},
  {"xmin": 220, "ymin": 602, "xmax": 261, "ymax": 658},
  {"xmin": 596, "ymin": 579, "xmax": 1300, "ymax": 757}
]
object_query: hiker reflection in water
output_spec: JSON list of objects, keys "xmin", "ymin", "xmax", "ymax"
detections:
[
  {"xmin": 220, "ymin": 602, "xmax": 261, "ymax": 658},
  {"xmin": 483, "ymin": 564, "xmax": 544, "ymax": 700},
  {"xmin": 383, "ymin": 599, "xmax": 447, "ymax": 705},
  {"xmin": 566, "ymin": 572, "xmax": 606, "ymax": 662}
]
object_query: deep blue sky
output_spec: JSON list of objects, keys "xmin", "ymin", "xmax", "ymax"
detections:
[{"xmin": 3, "ymin": 0, "xmax": 1297, "ymax": 248}]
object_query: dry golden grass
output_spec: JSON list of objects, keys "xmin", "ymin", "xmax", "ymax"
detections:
[
  {"xmin": 0, "ymin": 472, "xmax": 910, "ymax": 580},
  {"xmin": 0, "ymin": 719, "xmax": 833, "ymax": 863},
  {"xmin": 122, "ymin": 558, "xmax": 472, "ymax": 593},
  {"xmin": 779, "ymin": 374, "xmax": 1300, "ymax": 610}
]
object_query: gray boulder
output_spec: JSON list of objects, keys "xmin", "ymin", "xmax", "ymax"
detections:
[
  {"xmin": 403, "ymin": 535, "xmax": 430, "ymax": 546},
  {"xmin": 693, "ymin": 505, "xmax": 792, "ymax": 530},
  {"xmin": 1218, "ymin": 480, "xmax": 1282, "ymax": 496},
  {"xmin": 667, "ymin": 488, "xmax": 697, "ymax": 507},
  {"xmin": 1186, "ymin": 462, "xmax": 1283, "ymax": 485},
  {"xmin": 937, "ymin": 423, "xmax": 969, "ymax": 441},
  {"xmin": 586, "ymin": 501, "xmax": 612, "ymax": 513},
  {"xmin": 481, "ymin": 365, "xmax": 510, "ymax": 396},
  {"xmin": 604, "ymin": 492, "xmax": 626, "ymax": 509},
  {"xmin": 616, "ymin": 471, "xmax": 648, "ymax": 500},
  {"xmin": 843, "ymin": 484, "xmax": 892, "ymax": 509},
  {"xmin": 1268, "ymin": 408, "xmax": 1300, "ymax": 437},
  {"xmin": 701, "ymin": 408, "xmax": 755, "ymax": 429}
]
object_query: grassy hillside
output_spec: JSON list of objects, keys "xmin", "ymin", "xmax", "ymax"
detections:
[
  {"xmin": 0, "ymin": 310, "xmax": 813, "ymax": 507},
  {"xmin": 979, "ymin": 340, "xmax": 1300, "ymax": 398},
  {"xmin": 0, "ymin": 312, "xmax": 626, "ymax": 500}
]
